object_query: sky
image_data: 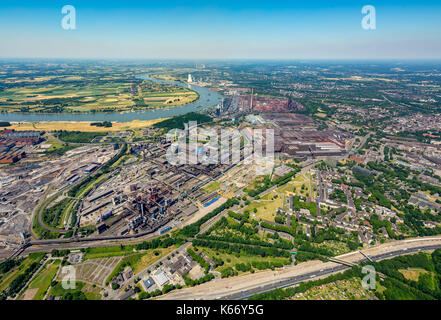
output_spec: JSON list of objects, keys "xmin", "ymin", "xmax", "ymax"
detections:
[{"xmin": 0, "ymin": 0, "xmax": 441, "ymax": 60}]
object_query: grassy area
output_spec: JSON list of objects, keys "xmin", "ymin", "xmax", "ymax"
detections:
[
  {"xmin": 136, "ymin": 80, "xmax": 198, "ymax": 109},
  {"xmin": 202, "ymin": 181, "xmax": 221, "ymax": 193},
  {"xmin": 246, "ymin": 176, "xmax": 269, "ymax": 193},
  {"xmin": 243, "ymin": 197, "xmax": 283, "ymax": 222},
  {"xmin": 49, "ymin": 281, "xmax": 85, "ymax": 297},
  {"xmin": 105, "ymin": 254, "xmax": 142, "ymax": 285},
  {"xmin": 399, "ymin": 268, "xmax": 431, "ymax": 282},
  {"xmin": 82, "ymin": 283, "xmax": 102, "ymax": 300},
  {"xmin": 292, "ymin": 278, "xmax": 376, "ymax": 300},
  {"xmin": 275, "ymin": 172, "xmax": 315, "ymax": 198},
  {"xmin": 153, "ymin": 112, "xmax": 212, "ymax": 130},
  {"xmin": 259, "ymin": 192, "xmax": 278, "ymax": 201},
  {"xmin": 311, "ymin": 240, "xmax": 350, "ymax": 256},
  {"xmin": 22, "ymin": 260, "xmax": 60, "ymax": 300},
  {"xmin": 253, "ymin": 250, "xmax": 441, "ymax": 300},
  {"xmin": 151, "ymin": 74, "xmax": 179, "ymax": 82},
  {"xmin": 83, "ymin": 245, "xmax": 136, "ymax": 260},
  {"xmin": 55, "ymin": 131, "xmax": 108, "ymax": 143},
  {"xmin": 42, "ymin": 136, "xmax": 78, "ymax": 155},
  {"xmin": 58, "ymin": 199, "xmax": 77, "ymax": 229},
  {"xmin": 0, "ymin": 70, "xmax": 197, "ymax": 113},
  {"xmin": 314, "ymin": 113, "xmax": 327, "ymax": 118},
  {"xmin": 44, "ymin": 144, "xmax": 78, "ymax": 156},
  {"xmin": 199, "ymin": 247, "xmax": 290, "ymax": 275},
  {"xmin": 0, "ymin": 253, "xmax": 46, "ymax": 293},
  {"xmin": 0, "ymin": 81, "xmax": 135, "ymax": 113},
  {"xmin": 45, "ymin": 136, "xmax": 63, "ymax": 152},
  {"xmin": 131, "ymin": 247, "xmax": 176, "ymax": 274},
  {"xmin": 75, "ymin": 173, "xmax": 110, "ymax": 200},
  {"xmin": 9, "ymin": 119, "xmax": 164, "ymax": 132},
  {"xmin": 32, "ymin": 192, "xmax": 64, "ymax": 239},
  {"xmin": 105, "ymin": 246, "xmax": 176, "ymax": 284},
  {"xmin": 40, "ymin": 197, "xmax": 71, "ymax": 231},
  {"xmin": 110, "ymin": 154, "xmax": 135, "ymax": 168}
]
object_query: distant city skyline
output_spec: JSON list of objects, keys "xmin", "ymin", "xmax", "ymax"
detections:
[{"xmin": 1, "ymin": 0, "xmax": 441, "ymax": 59}]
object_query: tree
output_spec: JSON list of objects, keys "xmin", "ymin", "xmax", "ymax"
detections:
[{"xmin": 112, "ymin": 283, "xmax": 120, "ymax": 290}]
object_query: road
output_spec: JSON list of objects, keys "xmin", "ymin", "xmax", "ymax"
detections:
[
  {"xmin": 157, "ymin": 236, "xmax": 441, "ymax": 300},
  {"xmin": 1, "ymin": 228, "xmax": 170, "ymax": 262},
  {"xmin": 355, "ymin": 132, "xmax": 371, "ymax": 152},
  {"xmin": 30, "ymin": 185, "xmax": 56, "ymax": 238}
]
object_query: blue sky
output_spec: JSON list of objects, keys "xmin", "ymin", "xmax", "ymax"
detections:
[{"xmin": 0, "ymin": 1, "xmax": 440, "ymax": 59}]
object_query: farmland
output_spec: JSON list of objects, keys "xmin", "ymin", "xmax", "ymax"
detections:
[{"xmin": 0, "ymin": 64, "xmax": 198, "ymax": 113}]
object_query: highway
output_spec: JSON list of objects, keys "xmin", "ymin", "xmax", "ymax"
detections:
[
  {"xmin": 221, "ymin": 244, "xmax": 441, "ymax": 300},
  {"xmin": 158, "ymin": 236, "xmax": 441, "ymax": 300}
]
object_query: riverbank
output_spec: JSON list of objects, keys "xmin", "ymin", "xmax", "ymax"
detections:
[
  {"xmin": 0, "ymin": 74, "xmax": 222, "ymax": 123},
  {"xmin": 7, "ymin": 119, "xmax": 165, "ymax": 132}
]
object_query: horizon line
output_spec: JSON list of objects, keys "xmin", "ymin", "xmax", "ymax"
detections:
[{"xmin": 1, "ymin": 57, "xmax": 441, "ymax": 62}]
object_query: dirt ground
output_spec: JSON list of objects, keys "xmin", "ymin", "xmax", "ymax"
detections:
[
  {"xmin": 188, "ymin": 265, "xmax": 205, "ymax": 280},
  {"xmin": 8, "ymin": 119, "xmax": 165, "ymax": 132},
  {"xmin": 20, "ymin": 288, "xmax": 38, "ymax": 300}
]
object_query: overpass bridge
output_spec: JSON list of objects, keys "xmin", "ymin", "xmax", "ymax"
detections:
[{"xmin": 325, "ymin": 255, "xmax": 386, "ymax": 279}]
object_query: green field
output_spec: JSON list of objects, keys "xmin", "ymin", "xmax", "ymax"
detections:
[
  {"xmin": 0, "ymin": 65, "xmax": 198, "ymax": 113},
  {"xmin": 82, "ymin": 283, "xmax": 102, "ymax": 300},
  {"xmin": 243, "ymin": 197, "xmax": 284, "ymax": 222},
  {"xmin": 105, "ymin": 246, "xmax": 176, "ymax": 284},
  {"xmin": 110, "ymin": 155, "xmax": 136, "ymax": 168},
  {"xmin": 0, "ymin": 253, "xmax": 46, "ymax": 293},
  {"xmin": 83, "ymin": 245, "xmax": 136, "ymax": 260},
  {"xmin": 43, "ymin": 135, "xmax": 78, "ymax": 156},
  {"xmin": 199, "ymin": 247, "xmax": 291, "ymax": 276},
  {"xmin": 293, "ymin": 278, "xmax": 376, "ymax": 300},
  {"xmin": 22, "ymin": 260, "xmax": 60, "ymax": 300},
  {"xmin": 252, "ymin": 250, "xmax": 441, "ymax": 300},
  {"xmin": 275, "ymin": 172, "xmax": 316, "ymax": 199},
  {"xmin": 202, "ymin": 181, "xmax": 221, "ymax": 193},
  {"xmin": 55, "ymin": 131, "xmax": 108, "ymax": 143},
  {"xmin": 48, "ymin": 281, "xmax": 87, "ymax": 300},
  {"xmin": 130, "ymin": 247, "xmax": 176, "ymax": 274},
  {"xmin": 311, "ymin": 240, "xmax": 350, "ymax": 256}
]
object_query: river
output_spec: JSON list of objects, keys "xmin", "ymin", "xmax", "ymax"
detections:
[{"xmin": 0, "ymin": 74, "xmax": 223, "ymax": 122}]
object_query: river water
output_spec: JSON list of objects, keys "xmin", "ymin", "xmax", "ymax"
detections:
[{"xmin": 0, "ymin": 74, "xmax": 223, "ymax": 122}]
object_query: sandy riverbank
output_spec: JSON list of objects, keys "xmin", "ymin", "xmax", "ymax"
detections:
[{"xmin": 7, "ymin": 119, "xmax": 165, "ymax": 132}]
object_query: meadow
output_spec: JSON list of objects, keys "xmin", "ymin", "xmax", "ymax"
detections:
[{"xmin": 0, "ymin": 64, "xmax": 198, "ymax": 113}]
